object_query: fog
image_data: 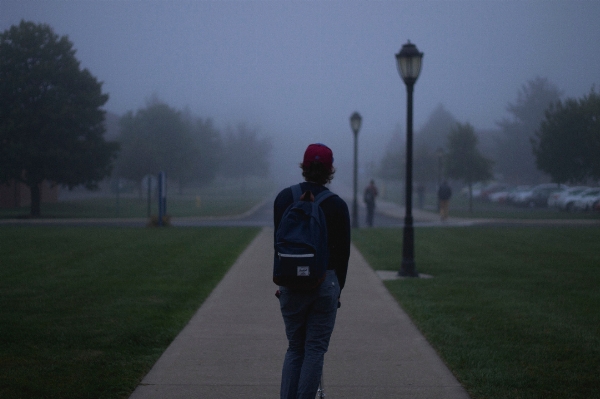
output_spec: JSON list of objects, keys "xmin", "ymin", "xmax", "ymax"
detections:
[{"xmin": 2, "ymin": 0, "xmax": 599, "ymax": 186}]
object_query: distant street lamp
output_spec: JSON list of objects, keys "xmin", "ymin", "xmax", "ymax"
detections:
[
  {"xmin": 350, "ymin": 111, "xmax": 362, "ymax": 228},
  {"xmin": 396, "ymin": 41, "xmax": 423, "ymax": 277}
]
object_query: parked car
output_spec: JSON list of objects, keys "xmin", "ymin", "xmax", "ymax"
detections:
[
  {"xmin": 460, "ymin": 182, "xmax": 497, "ymax": 199},
  {"xmin": 488, "ymin": 187, "xmax": 514, "ymax": 203},
  {"xmin": 551, "ymin": 186, "xmax": 589, "ymax": 210},
  {"xmin": 528, "ymin": 185, "xmax": 568, "ymax": 208},
  {"xmin": 512, "ymin": 184, "xmax": 566, "ymax": 207},
  {"xmin": 480, "ymin": 183, "xmax": 511, "ymax": 201},
  {"xmin": 559, "ymin": 187, "xmax": 596, "ymax": 212},
  {"xmin": 509, "ymin": 186, "xmax": 535, "ymax": 206},
  {"xmin": 488, "ymin": 186, "xmax": 530, "ymax": 203},
  {"xmin": 572, "ymin": 188, "xmax": 600, "ymax": 211},
  {"xmin": 489, "ymin": 186, "xmax": 532, "ymax": 203}
]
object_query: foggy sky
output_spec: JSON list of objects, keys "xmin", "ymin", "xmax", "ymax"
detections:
[{"xmin": 2, "ymin": 0, "xmax": 599, "ymax": 184}]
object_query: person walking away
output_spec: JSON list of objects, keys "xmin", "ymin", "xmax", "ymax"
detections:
[
  {"xmin": 273, "ymin": 143, "xmax": 351, "ymax": 399},
  {"xmin": 438, "ymin": 181, "xmax": 452, "ymax": 221},
  {"xmin": 363, "ymin": 179, "xmax": 378, "ymax": 227}
]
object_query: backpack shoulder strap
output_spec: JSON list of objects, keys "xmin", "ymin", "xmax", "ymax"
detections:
[
  {"xmin": 291, "ymin": 184, "xmax": 302, "ymax": 202},
  {"xmin": 314, "ymin": 190, "xmax": 336, "ymax": 206}
]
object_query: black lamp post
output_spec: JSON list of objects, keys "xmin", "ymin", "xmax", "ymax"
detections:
[
  {"xmin": 350, "ymin": 111, "xmax": 362, "ymax": 228},
  {"xmin": 396, "ymin": 41, "xmax": 423, "ymax": 277}
]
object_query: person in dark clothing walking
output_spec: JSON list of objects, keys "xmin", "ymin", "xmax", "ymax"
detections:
[
  {"xmin": 437, "ymin": 181, "xmax": 452, "ymax": 221},
  {"xmin": 273, "ymin": 143, "xmax": 351, "ymax": 399},
  {"xmin": 363, "ymin": 179, "xmax": 378, "ymax": 227}
]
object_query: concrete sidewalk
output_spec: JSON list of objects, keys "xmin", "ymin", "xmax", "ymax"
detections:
[{"xmin": 128, "ymin": 227, "xmax": 470, "ymax": 399}]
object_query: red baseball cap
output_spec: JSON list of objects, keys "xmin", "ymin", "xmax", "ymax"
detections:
[{"xmin": 302, "ymin": 143, "xmax": 334, "ymax": 169}]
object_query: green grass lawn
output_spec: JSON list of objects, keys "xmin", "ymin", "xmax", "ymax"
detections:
[
  {"xmin": 0, "ymin": 226, "xmax": 260, "ymax": 399},
  {"xmin": 353, "ymin": 227, "xmax": 600, "ymax": 399},
  {"xmin": 0, "ymin": 195, "xmax": 265, "ymax": 219}
]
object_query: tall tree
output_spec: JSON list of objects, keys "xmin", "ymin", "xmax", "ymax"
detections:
[
  {"xmin": 184, "ymin": 113, "xmax": 222, "ymax": 188},
  {"xmin": 220, "ymin": 123, "xmax": 271, "ymax": 180},
  {"xmin": 115, "ymin": 101, "xmax": 201, "ymax": 192},
  {"xmin": 415, "ymin": 103, "xmax": 458, "ymax": 149},
  {"xmin": 0, "ymin": 21, "xmax": 119, "ymax": 217},
  {"xmin": 379, "ymin": 106, "xmax": 458, "ymax": 185},
  {"xmin": 494, "ymin": 77, "xmax": 561, "ymax": 184},
  {"xmin": 446, "ymin": 122, "xmax": 494, "ymax": 212},
  {"xmin": 413, "ymin": 144, "xmax": 437, "ymax": 186},
  {"xmin": 532, "ymin": 88, "xmax": 600, "ymax": 183},
  {"xmin": 413, "ymin": 105, "xmax": 458, "ymax": 185},
  {"xmin": 377, "ymin": 124, "xmax": 404, "ymax": 181}
]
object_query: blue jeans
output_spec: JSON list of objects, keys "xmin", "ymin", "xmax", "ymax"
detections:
[{"xmin": 278, "ymin": 270, "xmax": 340, "ymax": 399}]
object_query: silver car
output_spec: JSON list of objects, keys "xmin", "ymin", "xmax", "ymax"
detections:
[
  {"xmin": 551, "ymin": 186, "xmax": 589, "ymax": 210},
  {"xmin": 573, "ymin": 188, "xmax": 600, "ymax": 211}
]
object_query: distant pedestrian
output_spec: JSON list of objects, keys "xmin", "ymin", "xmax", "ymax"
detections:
[
  {"xmin": 363, "ymin": 179, "xmax": 378, "ymax": 227},
  {"xmin": 273, "ymin": 143, "xmax": 351, "ymax": 399},
  {"xmin": 438, "ymin": 181, "xmax": 452, "ymax": 221}
]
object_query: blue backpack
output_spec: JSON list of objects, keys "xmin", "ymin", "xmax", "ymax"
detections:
[{"xmin": 273, "ymin": 184, "xmax": 335, "ymax": 290}]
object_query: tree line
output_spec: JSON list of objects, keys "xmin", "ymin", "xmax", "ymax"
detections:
[
  {"xmin": 378, "ymin": 77, "xmax": 600, "ymax": 201},
  {"xmin": 0, "ymin": 21, "xmax": 271, "ymax": 216},
  {"xmin": 115, "ymin": 99, "xmax": 271, "ymax": 194}
]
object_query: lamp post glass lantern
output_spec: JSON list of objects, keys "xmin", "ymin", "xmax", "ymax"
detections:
[
  {"xmin": 396, "ymin": 41, "xmax": 423, "ymax": 277},
  {"xmin": 396, "ymin": 41, "xmax": 423, "ymax": 84},
  {"xmin": 350, "ymin": 111, "xmax": 362, "ymax": 228}
]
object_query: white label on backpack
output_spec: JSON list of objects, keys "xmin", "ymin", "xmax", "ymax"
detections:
[
  {"xmin": 279, "ymin": 253, "xmax": 314, "ymax": 258},
  {"xmin": 297, "ymin": 266, "xmax": 310, "ymax": 276}
]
